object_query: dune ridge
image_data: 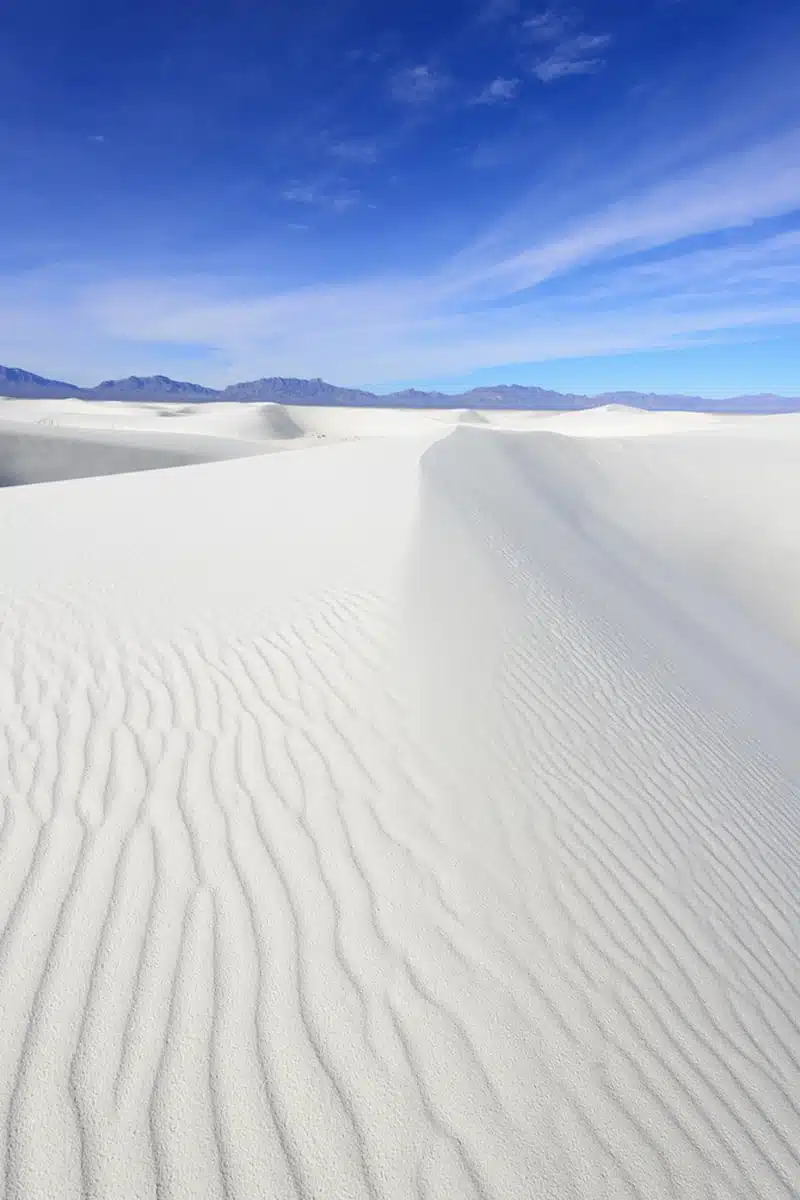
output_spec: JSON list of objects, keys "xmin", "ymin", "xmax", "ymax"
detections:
[{"xmin": 1, "ymin": 415, "xmax": 799, "ymax": 1198}]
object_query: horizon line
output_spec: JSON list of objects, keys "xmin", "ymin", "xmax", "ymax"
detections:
[{"xmin": 2, "ymin": 362, "xmax": 799, "ymax": 405}]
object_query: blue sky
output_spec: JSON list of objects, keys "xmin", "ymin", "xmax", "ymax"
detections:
[{"xmin": 1, "ymin": 0, "xmax": 800, "ymax": 394}]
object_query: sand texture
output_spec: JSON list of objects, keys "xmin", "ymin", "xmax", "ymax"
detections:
[{"xmin": 0, "ymin": 405, "xmax": 799, "ymax": 1199}]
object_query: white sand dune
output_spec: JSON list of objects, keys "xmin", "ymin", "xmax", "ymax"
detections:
[
  {"xmin": 0, "ymin": 396, "xmax": 454, "ymax": 444},
  {"xmin": 0, "ymin": 394, "xmax": 773, "ymax": 445},
  {"xmin": 0, "ymin": 420, "xmax": 272, "ymax": 488},
  {"xmin": 1, "ymin": 407, "xmax": 799, "ymax": 1199},
  {"xmin": 0, "ymin": 398, "xmax": 456, "ymax": 485}
]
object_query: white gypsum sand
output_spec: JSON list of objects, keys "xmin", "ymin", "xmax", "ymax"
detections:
[{"xmin": 0, "ymin": 405, "xmax": 799, "ymax": 1199}]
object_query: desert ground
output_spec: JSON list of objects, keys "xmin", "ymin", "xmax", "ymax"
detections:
[{"xmin": 1, "ymin": 396, "xmax": 798, "ymax": 1199}]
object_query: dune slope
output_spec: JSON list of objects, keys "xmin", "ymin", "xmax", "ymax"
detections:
[
  {"xmin": 0, "ymin": 421, "xmax": 271, "ymax": 488},
  {"xmin": 0, "ymin": 421, "xmax": 799, "ymax": 1199}
]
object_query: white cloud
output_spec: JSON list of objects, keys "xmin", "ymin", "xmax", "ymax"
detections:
[
  {"xmin": 5, "ymin": 84, "xmax": 800, "ymax": 388},
  {"xmin": 327, "ymin": 138, "xmax": 380, "ymax": 164},
  {"xmin": 281, "ymin": 182, "xmax": 360, "ymax": 211},
  {"xmin": 345, "ymin": 46, "xmax": 386, "ymax": 64},
  {"xmin": 282, "ymin": 184, "xmax": 317, "ymax": 204},
  {"xmin": 532, "ymin": 32, "xmax": 612, "ymax": 81},
  {"xmin": 521, "ymin": 9, "xmax": 567, "ymax": 41},
  {"xmin": 390, "ymin": 65, "xmax": 447, "ymax": 105},
  {"xmin": 36, "ymin": 155, "xmax": 800, "ymax": 383},
  {"xmin": 460, "ymin": 129, "xmax": 800, "ymax": 297},
  {"xmin": 475, "ymin": 0, "xmax": 519, "ymax": 24},
  {"xmin": 5, "ymin": 231, "xmax": 800, "ymax": 388},
  {"xmin": 473, "ymin": 77, "xmax": 521, "ymax": 104},
  {"xmin": 58, "ymin": 266, "xmax": 800, "ymax": 387}
]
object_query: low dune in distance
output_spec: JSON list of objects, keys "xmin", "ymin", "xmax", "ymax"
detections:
[{"xmin": 0, "ymin": 398, "xmax": 798, "ymax": 1198}]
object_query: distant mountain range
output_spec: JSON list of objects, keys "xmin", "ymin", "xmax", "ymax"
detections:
[{"xmin": 1, "ymin": 364, "xmax": 798, "ymax": 412}]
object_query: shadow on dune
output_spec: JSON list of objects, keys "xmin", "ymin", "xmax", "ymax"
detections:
[
  {"xmin": 257, "ymin": 404, "xmax": 306, "ymax": 439},
  {"xmin": 397, "ymin": 427, "xmax": 604, "ymax": 795},
  {"xmin": 457, "ymin": 409, "xmax": 490, "ymax": 425},
  {"xmin": 402, "ymin": 425, "xmax": 800, "ymax": 775},
  {"xmin": 0, "ymin": 427, "xmax": 264, "ymax": 487},
  {"xmin": 387, "ymin": 423, "xmax": 800, "ymax": 1200}
]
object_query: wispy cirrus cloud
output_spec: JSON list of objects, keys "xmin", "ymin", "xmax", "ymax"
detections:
[
  {"xmin": 12, "ymin": 124, "xmax": 798, "ymax": 387},
  {"xmin": 532, "ymin": 32, "xmax": 613, "ymax": 81},
  {"xmin": 453, "ymin": 128, "xmax": 800, "ymax": 298},
  {"xmin": 521, "ymin": 9, "xmax": 568, "ymax": 41},
  {"xmin": 472, "ymin": 77, "xmax": 521, "ymax": 105},
  {"xmin": 4, "ymin": 44, "xmax": 800, "ymax": 390},
  {"xmin": 281, "ymin": 181, "xmax": 361, "ymax": 211},
  {"xmin": 389, "ymin": 64, "xmax": 448, "ymax": 105},
  {"xmin": 326, "ymin": 137, "xmax": 380, "ymax": 164},
  {"xmin": 516, "ymin": 7, "xmax": 613, "ymax": 81}
]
